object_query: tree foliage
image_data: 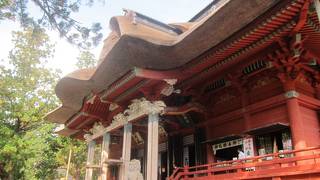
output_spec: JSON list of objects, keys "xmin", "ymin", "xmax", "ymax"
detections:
[
  {"xmin": 0, "ymin": 27, "xmax": 60, "ymax": 179},
  {"xmin": 76, "ymin": 50, "xmax": 97, "ymax": 69},
  {"xmin": 0, "ymin": 0, "xmax": 103, "ymax": 48},
  {"xmin": 35, "ymin": 135, "xmax": 87, "ymax": 180},
  {"xmin": 0, "ymin": 28, "xmax": 87, "ymax": 179},
  {"xmin": 55, "ymin": 138, "xmax": 88, "ymax": 179}
]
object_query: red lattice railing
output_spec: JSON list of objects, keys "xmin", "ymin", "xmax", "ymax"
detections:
[{"xmin": 169, "ymin": 146, "xmax": 320, "ymax": 180}]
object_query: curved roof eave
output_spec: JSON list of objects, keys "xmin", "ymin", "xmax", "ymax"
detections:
[{"xmin": 46, "ymin": 0, "xmax": 280, "ymax": 124}]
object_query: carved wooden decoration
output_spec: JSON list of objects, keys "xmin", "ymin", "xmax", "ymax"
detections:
[
  {"xmin": 161, "ymin": 79, "xmax": 178, "ymax": 96},
  {"xmin": 83, "ymin": 98, "xmax": 166, "ymax": 141},
  {"xmin": 251, "ymin": 76, "xmax": 276, "ymax": 89},
  {"xmin": 215, "ymin": 93, "xmax": 236, "ymax": 104}
]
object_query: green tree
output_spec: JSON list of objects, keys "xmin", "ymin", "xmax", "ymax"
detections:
[
  {"xmin": 0, "ymin": 27, "xmax": 61, "ymax": 179},
  {"xmin": 76, "ymin": 50, "xmax": 97, "ymax": 69},
  {"xmin": 0, "ymin": 27, "xmax": 92, "ymax": 180},
  {"xmin": 55, "ymin": 138, "xmax": 88, "ymax": 180},
  {"xmin": 0, "ymin": 0, "xmax": 103, "ymax": 48}
]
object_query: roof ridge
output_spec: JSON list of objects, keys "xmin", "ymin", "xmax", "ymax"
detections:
[{"xmin": 123, "ymin": 9, "xmax": 183, "ymax": 35}]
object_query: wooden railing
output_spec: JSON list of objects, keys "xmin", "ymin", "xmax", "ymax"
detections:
[{"xmin": 169, "ymin": 146, "xmax": 320, "ymax": 180}]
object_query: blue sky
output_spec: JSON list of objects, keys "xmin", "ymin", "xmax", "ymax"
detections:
[{"xmin": 0, "ymin": 0, "xmax": 211, "ymax": 75}]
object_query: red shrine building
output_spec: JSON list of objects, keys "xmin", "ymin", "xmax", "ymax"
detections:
[{"xmin": 46, "ymin": 0, "xmax": 320, "ymax": 179}]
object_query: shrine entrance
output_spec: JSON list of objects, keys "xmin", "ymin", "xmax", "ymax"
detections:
[
  {"xmin": 211, "ymin": 138, "xmax": 244, "ymax": 161},
  {"xmin": 255, "ymin": 128, "xmax": 292, "ymax": 156},
  {"xmin": 215, "ymin": 145, "xmax": 242, "ymax": 161}
]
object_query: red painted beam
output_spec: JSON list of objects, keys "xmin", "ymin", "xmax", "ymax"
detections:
[{"xmin": 290, "ymin": 0, "xmax": 310, "ymax": 35}]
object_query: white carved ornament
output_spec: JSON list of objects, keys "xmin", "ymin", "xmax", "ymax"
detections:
[
  {"xmin": 109, "ymin": 98, "xmax": 165, "ymax": 130},
  {"xmin": 84, "ymin": 122, "xmax": 105, "ymax": 142},
  {"xmin": 161, "ymin": 79, "xmax": 178, "ymax": 96},
  {"xmin": 164, "ymin": 79, "xmax": 177, "ymax": 85},
  {"xmin": 84, "ymin": 98, "xmax": 166, "ymax": 141},
  {"xmin": 109, "ymin": 113, "xmax": 127, "ymax": 128},
  {"xmin": 125, "ymin": 98, "xmax": 166, "ymax": 116},
  {"xmin": 161, "ymin": 85, "xmax": 174, "ymax": 96}
]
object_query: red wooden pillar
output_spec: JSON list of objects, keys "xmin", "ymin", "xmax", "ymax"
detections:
[
  {"xmin": 205, "ymin": 125, "xmax": 214, "ymax": 163},
  {"xmin": 285, "ymin": 90, "xmax": 307, "ymax": 150},
  {"xmin": 206, "ymin": 144, "xmax": 214, "ymax": 163}
]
